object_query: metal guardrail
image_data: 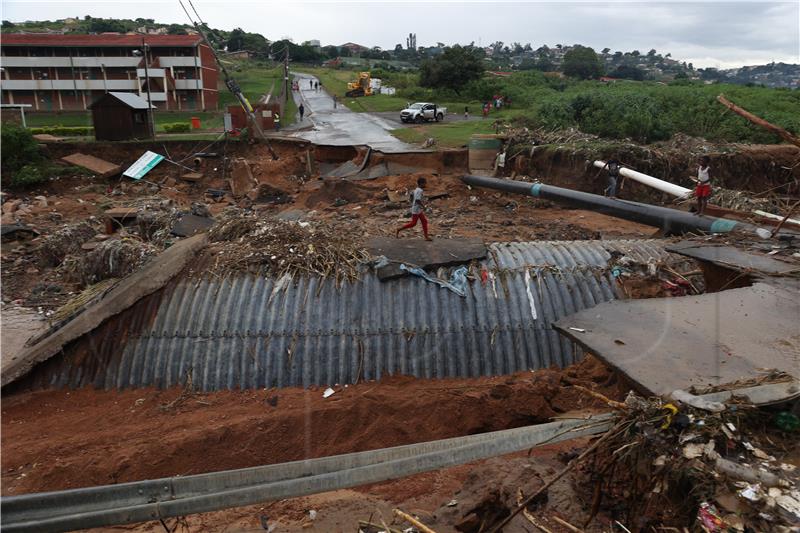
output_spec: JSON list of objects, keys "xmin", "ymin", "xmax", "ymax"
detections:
[{"xmin": 1, "ymin": 414, "xmax": 613, "ymax": 532}]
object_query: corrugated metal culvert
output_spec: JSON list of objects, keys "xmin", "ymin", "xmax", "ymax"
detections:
[{"xmin": 21, "ymin": 240, "xmax": 673, "ymax": 391}]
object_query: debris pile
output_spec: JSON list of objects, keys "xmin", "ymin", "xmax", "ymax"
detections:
[
  {"xmin": 607, "ymin": 250, "xmax": 704, "ymax": 297},
  {"xmin": 36, "ymin": 222, "xmax": 95, "ymax": 267},
  {"xmin": 498, "ymin": 125, "xmax": 599, "ymax": 146},
  {"xmin": 710, "ymin": 187, "xmax": 786, "ymax": 214},
  {"xmin": 206, "ymin": 211, "xmax": 371, "ymax": 282},
  {"xmin": 81, "ymin": 238, "xmax": 159, "ymax": 285},
  {"xmin": 568, "ymin": 390, "xmax": 800, "ymax": 531}
]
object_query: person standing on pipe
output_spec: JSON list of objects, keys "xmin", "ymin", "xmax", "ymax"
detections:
[
  {"xmin": 396, "ymin": 177, "xmax": 432, "ymax": 241},
  {"xmin": 692, "ymin": 155, "xmax": 712, "ymax": 215},
  {"xmin": 600, "ymin": 158, "xmax": 623, "ymax": 198}
]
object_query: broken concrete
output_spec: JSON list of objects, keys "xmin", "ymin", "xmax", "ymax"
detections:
[
  {"xmin": 554, "ymin": 282, "xmax": 800, "ymax": 396},
  {"xmin": 61, "ymin": 153, "xmax": 121, "ymax": 178},
  {"xmin": 367, "ymin": 236, "xmax": 487, "ymax": 280}
]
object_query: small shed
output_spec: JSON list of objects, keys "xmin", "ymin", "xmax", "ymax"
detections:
[{"xmin": 88, "ymin": 92, "xmax": 154, "ymax": 141}]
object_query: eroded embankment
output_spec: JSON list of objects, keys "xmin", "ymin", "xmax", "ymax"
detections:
[{"xmin": 1, "ymin": 355, "xmax": 623, "ymax": 495}]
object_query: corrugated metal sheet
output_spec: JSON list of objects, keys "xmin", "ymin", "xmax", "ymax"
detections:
[{"xmin": 21, "ymin": 240, "xmax": 675, "ymax": 391}]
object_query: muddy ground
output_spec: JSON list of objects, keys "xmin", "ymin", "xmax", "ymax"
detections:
[
  {"xmin": 2, "ymin": 355, "xmax": 625, "ymax": 532},
  {"xmin": 1, "ymin": 139, "xmax": 656, "ymax": 313}
]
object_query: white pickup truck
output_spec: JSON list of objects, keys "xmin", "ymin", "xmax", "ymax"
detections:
[{"xmin": 400, "ymin": 102, "xmax": 446, "ymax": 123}]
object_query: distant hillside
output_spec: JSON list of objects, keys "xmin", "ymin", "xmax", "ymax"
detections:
[
  {"xmin": 701, "ymin": 63, "xmax": 800, "ymax": 89},
  {"xmin": 2, "ymin": 17, "xmax": 798, "ymax": 87}
]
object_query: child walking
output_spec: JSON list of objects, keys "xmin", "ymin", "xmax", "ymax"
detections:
[{"xmin": 396, "ymin": 177, "xmax": 432, "ymax": 241}]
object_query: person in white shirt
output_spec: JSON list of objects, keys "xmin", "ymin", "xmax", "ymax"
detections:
[
  {"xmin": 396, "ymin": 177, "xmax": 432, "ymax": 241},
  {"xmin": 692, "ymin": 155, "xmax": 712, "ymax": 215}
]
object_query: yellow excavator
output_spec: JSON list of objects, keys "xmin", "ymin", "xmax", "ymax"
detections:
[{"xmin": 345, "ymin": 72, "xmax": 373, "ymax": 97}]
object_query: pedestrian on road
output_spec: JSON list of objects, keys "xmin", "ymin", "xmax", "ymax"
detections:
[
  {"xmin": 482, "ymin": 103, "xmax": 489, "ymax": 118},
  {"xmin": 693, "ymin": 155, "xmax": 712, "ymax": 215},
  {"xmin": 299, "ymin": 103, "xmax": 305, "ymax": 121},
  {"xmin": 274, "ymin": 112, "xmax": 281, "ymax": 132},
  {"xmin": 396, "ymin": 177, "xmax": 432, "ymax": 241},
  {"xmin": 309, "ymin": 79, "xmax": 313, "ymax": 89},
  {"xmin": 464, "ymin": 106, "xmax": 469, "ymax": 119},
  {"xmin": 315, "ymin": 81, "xmax": 319, "ymax": 91},
  {"xmin": 333, "ymin": 95, "xmax": 337, "ymax": 109},
  {"xmin": 600, "ymin": 158, "xmax": 622, "ymax": 198}
]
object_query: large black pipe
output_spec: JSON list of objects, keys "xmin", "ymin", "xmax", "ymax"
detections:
[{"xmin": 462, "ymin": 175, "xmax": 748, "ymax": 236}]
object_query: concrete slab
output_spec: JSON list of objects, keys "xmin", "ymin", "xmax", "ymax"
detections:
[
  {"xmin": 61, "ymin": 153, "xmax": 121, "ymax": 178},
  {"xmin": 367, "ymin": 236, "xmax": 486, "ymax": 280},
  {"xmin": 554, "ymin": 283, "xmax": 800, "ymax": 396},
  {"xmin": 667, "ymin": 241, "xmax": 799, "ymax": 276}
]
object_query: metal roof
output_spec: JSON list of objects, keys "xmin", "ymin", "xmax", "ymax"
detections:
[
  {"xmin": 89, "ymin": 92, "xmax": 155, "ymax": 110},
  {"xmin": 16, "ymin": 240, "xmax": 676, "ymax": 392},
  {"xmin": 1, "ymin": 33, "xmax": 202, "ymax": 47}
]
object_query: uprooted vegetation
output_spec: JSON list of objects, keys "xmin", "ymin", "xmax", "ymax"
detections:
[{"xmin": 205, "ymin": 211, "xmax": 371, "ymax": 282}]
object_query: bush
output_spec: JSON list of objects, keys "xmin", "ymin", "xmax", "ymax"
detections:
[
  {"xmin": 2, "ymin": 123, "xmax": 41, "ymax": 173},
  {"xmin": 162, "ymin": 122, "xmax": 191, "ymax": 133},
  {"xmin": 28, "ymin": 125, "xmax": 94, "ymax": 136},
  {"xmin": 7, "ymin": 163, "xmax": 51, "ymax": 189}
]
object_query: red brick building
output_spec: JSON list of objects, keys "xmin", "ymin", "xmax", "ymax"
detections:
[{"xmin": 1, "ymin": 33, "xmax": 219, "ymax": 111}]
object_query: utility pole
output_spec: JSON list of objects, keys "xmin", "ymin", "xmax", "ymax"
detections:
[
  {"xmin": 142, "ymin": 37, "xmax": 155, "ymax": 138},
  {"xmin": 283, "ymin": 47, "xmax": 289, "ymax": 105}
]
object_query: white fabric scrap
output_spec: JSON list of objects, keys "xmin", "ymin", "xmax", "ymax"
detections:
[
  {"xmin": 489, "ymin": 271, "xmax": 498, "ymax": 299},
  {"xmin": 524, "ymin": 269, "xmax": 538, "ymax": 320}
]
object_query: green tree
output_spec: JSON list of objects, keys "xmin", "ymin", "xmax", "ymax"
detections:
[
  {"xmin": 227, "ymin": 28, "xmax": 245, "ymax": 51},
  {"xmin": 419, "ymin": 45, "xmax": 484, "ymax": 92},
  {"xmin": 166, "ymin": 24, "xmax": 187, "ymax": 35},
  {"xmin": 611, "ymin": 65, "xmax": 645, "ymax": 80},
  {"xmin": 562, "ymin": 45, "xmax": 603, "ymax": 79}
]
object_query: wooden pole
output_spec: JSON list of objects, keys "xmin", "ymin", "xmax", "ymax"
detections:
[
  {"xmin": 717, "ymin": 95, "xmax": 800, "ymax": 149},
  {"xmin": 770, "ymin": 199, "xmax": 800, "ymax": 238},
  {"xmin": 393, "ymin": 509, "xmax": 437, "ymax": 533}
]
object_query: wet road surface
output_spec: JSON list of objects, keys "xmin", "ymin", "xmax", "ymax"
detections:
[{"xmin": 289, "ymin": 73, "xmax": 414, "ymax": 152}]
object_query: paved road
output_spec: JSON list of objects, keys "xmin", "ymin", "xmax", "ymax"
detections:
[{"xmin": 289, "ymin": 73, "xmax": 413, "ymax": 152}]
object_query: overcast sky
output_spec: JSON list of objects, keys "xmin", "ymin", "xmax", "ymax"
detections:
[{"xmin": 2, "ymin": 1, "xmax": 799, "ymax": 68}]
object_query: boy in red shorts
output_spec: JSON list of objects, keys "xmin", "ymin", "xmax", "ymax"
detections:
[
  {"xmin": 693, "ymin": 155, "xmax": 712, "ymax": 215},
  {"xmin": 396, "ymin": 177, "xmax": 432, "ymax": 241}
]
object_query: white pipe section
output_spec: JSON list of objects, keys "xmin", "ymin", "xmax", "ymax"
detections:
[
  {"xmin": 593, "ymin": 160, "xmax": 691, "ymax": 199},
  {"xmin": 753, "ymin": 209, "xmax": 800, "ymax": 228}
]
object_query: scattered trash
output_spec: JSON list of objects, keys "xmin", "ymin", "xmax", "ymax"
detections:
[
  {"xmin": 568, "ymin": 327, "xmax": 586, "ymax": 333},
  {"xmin": 323, "ymin": 387, "xmax": 335, "ymax": 398},
  {"xmin": 399, "ymin": 264, "xmax": 468, "ymax": 297}
]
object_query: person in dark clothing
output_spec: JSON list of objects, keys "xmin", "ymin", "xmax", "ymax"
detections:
[
  {"xmin": 601, "ymin": 158, "xmax": 622, "ymax": 198},
  {"xmin": 299, "ymin": 103, "xmax": 305, "ymax": 121}
]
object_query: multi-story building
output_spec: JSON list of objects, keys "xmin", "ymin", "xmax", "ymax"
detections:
[{"xmin": 1, "ymin": 33, "xmax": 219, "ymax": 111}]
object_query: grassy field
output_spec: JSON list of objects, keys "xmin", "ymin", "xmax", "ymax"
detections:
[
  {"xmin": 220, "ymin": 60, "xmax": 297, "ymax": 123},
  {"xmin": 25, "ymin": 110, "xmax": 225, "ymax": 132},
  {"xmin": 392, "ymin": 109, "xmax": 518, "ymax": 148}
]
